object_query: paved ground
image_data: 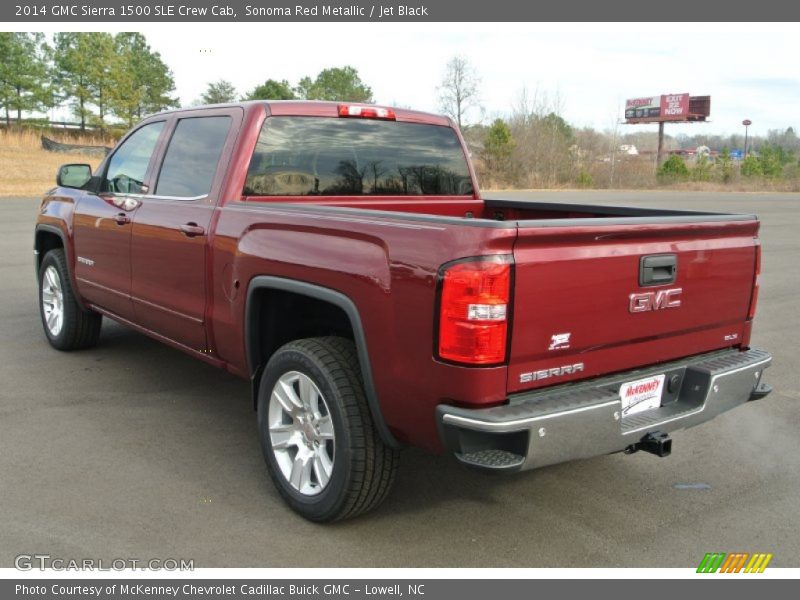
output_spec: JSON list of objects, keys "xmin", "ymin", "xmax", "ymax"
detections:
[{"xmin": 1, "ymin": 191, "xmax": 797, "ymax": 568}]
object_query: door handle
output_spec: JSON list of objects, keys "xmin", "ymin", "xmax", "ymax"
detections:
[
  {"xmin": 114, "ymin": 213, "xmax": 131, "ymax": 225},
  {"xmin": 640, "ymin": 254, "xmax": 677, "ymax": 286},
  {"xmin": 180, "ymin": 222, "xmax": 206, "ymax": 237}
]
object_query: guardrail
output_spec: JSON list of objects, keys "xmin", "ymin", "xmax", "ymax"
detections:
[{"xmin": 41, "ymin": 136, "xmax": 112, "ymax": 156}]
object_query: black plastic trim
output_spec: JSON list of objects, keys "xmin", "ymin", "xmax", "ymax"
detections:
[
  {"xmin": 33, "ymin": 224, "xmax": 65, "ymax": 269},
  {"xmin": 245, "ymin": 275, "xmax": 399, "ymax": 448},
  {"xmin": 639, "ymin": 253, "xmax": 678, "ymax": 287},
  {"xmin": 484, "ymin": 198, "xmax": 727, "ymax": 218},
  {"xmin": 229, "ymin": 199, "xmax": 758, "ymax": 230},
  {"xmin": 34, "ymin": 224, "xmax": 66, "ymax": 269},
  {"xmin": 749, "ymin": 382, "xmax": 772, "ymax": 401}
]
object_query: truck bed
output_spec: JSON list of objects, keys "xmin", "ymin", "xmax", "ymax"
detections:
[{"xmin": 235, "ymin": 195, "xmax": 759, "ymax": 399}]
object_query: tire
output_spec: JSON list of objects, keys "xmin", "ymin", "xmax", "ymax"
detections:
[
  {"xmin": 38, "ymin": 249, "xmax": 102, "ymax": 350},
  {"xmin": 257, "ymin": 336, "xmax": 399, "ymax": 522}
]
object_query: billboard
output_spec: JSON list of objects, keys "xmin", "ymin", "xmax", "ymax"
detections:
[
  {"xmin": 625, "ymin": 93, "xmax": 690, "ymax": 122},
  {"xmin": 625, "ymin": 96, "xmax": 661, "ymax": 120}
]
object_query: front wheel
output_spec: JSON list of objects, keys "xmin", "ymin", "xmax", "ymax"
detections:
[
  {"xmin": 257, "ymin": 337, "xmax": 399, "ymax": 522},
  {"xmin": 38, "ymin": 249, "xmax": 102, "ymax": 350}
]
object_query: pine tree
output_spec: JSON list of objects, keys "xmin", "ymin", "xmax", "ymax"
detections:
[{"xmin": 0, "ymin": 32, "xmax": 49, "ymax": 126}]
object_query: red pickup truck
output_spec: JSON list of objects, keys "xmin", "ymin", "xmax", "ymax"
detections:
[{"xmin": 35, "ymin": 101, "xmax": 772, "ymax": 521}]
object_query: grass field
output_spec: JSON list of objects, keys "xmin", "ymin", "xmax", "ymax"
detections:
[
  {"xmin": 2, "ymin": 128, "xmax": 797, "ymax": 197},
  {"xmin": 0, "ymin": 129, "xmax": 107, "ymax": 197}
]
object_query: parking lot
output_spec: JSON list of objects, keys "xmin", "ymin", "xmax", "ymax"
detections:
[{"xmin": 1, "ymin": 191, "xmax": 797, "ymax": 567}]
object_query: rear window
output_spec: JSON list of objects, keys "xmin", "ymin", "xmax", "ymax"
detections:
[{"xmin": 243, "ymin": 117, "xmax": 473, "ymax": 196}]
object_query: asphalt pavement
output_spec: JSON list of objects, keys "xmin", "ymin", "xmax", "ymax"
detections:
[{"xmin": 1, "ymin": 191, "xmax": 797, "ymax": 567}]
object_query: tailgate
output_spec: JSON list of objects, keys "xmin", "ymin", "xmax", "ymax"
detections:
[{"xmin": 508, "ymin": 217, "xmax": 759, "ymax": 394}]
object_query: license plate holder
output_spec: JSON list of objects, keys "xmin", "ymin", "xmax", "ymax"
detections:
[{"xmin": 620, "ymin": 373, "xmax": 666, "ymax": 417}]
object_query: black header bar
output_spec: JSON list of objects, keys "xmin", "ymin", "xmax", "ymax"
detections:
[{"xmin": 4, "ymin": 0, "xmax": 800, "ymax": 22}]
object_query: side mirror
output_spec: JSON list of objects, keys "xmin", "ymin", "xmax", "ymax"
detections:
[{"xmin": 57, "ymin": 164, "xmax": 92, "ymax": 189}]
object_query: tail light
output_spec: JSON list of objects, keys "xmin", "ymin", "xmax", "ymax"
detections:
[
  {"xmin": 338, "ymin": 104, "xmax": 396, "ymax": 120},
  {"xmin": 748, "ymin": 243, "xmax": 761, "ymax": 320},
  {"xmin": 437, "ymin": 257, "xmax": 512, "ymax": 365}
]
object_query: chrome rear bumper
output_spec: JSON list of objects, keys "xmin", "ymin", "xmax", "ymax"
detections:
[{"xmin": 437, "ymin": 348, "xmax": 772, "ymax": 471}]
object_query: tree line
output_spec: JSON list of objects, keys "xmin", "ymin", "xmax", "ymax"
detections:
[
  {"xmin": 0, "ymin": 32, "xmax": 177, "ymax": 130},
  {"xmin": 3, "ymin": 34, "xmax": 797, "ymax": 189},
  {"xmin": 434, "ymin": 57, "xmax": 800, "ymax": 189},
  {"xmin": 198, "ymin": 65, "xmax": 373, "ymax": 105},
  {"xmin": 0, "ymin": 31, "xmax": 376, "ymax": 129},
  {"xmin": 473, "ymin": 104, "xmax": 800, "ymax": 189}
]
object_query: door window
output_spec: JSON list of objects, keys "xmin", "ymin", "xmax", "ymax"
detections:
[
  {"xmin": 104, "ymin": 121, "xmax": 165, "ymax": 194},
  {"xmin": 155, "ymin": 116, "xmax": 232, "ymax": 198}
]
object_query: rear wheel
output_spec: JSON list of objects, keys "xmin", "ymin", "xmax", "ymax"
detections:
[
  {"xmin": 257, "ymin": 337, "xmax": 399, "ymax": 521},
  {"xmin": 38, "ymin": 249, "xmax": 102, "ymax": 350}
]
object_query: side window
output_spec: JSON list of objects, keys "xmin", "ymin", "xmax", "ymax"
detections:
[
  {"xmin": 104, "ymin": 121, "xmax": 164, "ymax": 194},
  {"xmin": 155, "ymin": 116, "xmax": 232, "ymax": 198}
]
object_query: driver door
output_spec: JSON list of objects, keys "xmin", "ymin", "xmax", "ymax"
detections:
[{"xmin": 72, "ymin": 120, "xmax": 166, "ymax": 319}]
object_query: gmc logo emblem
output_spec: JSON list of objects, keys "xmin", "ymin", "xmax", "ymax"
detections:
[{"xmin": 629, "ymin": 287, "xmax": 682, "ymax": 313}]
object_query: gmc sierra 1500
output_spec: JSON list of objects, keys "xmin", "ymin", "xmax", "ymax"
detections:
[{"xmin": 35, "ymin": 101, "xmax": 771, "ymax": 521}]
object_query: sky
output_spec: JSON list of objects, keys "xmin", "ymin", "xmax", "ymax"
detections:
[{"xmin": 14, "ymin": 22, "xmax": 800, "ymax": 137}]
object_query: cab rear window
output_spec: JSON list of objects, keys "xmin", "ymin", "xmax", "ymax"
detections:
[{"xmin": 243, "ymin": 117, "xmax": 473, "ymax": 197}]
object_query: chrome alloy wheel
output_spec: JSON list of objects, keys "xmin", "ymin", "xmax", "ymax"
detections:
[
  {"xmin": 41, "ymin": 265, "xmax": 64, "ymax": 336},
  {"xmin": 268, "ymin": 371, "xmax": 336, "ymax": 496}
]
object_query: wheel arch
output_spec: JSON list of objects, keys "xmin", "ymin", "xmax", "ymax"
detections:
[
  {"xmin": 245, "ymin": 276, "xmax": 399, "ymax": 448},
  {"xmin": 34, "ymin": 224, "xmax": 88, "ymax": 311},
  {"xmin": 34, "ymin": 224, "xmax": 66, "ymax": 271}
]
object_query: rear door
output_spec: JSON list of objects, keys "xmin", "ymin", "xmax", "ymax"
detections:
[
  {"xmin": 72, "ymin": 120, "xmax": 166, "ymax": 318},
  {"xmin": 507, "ymin": 218, "xmax": 760, "ymax": 394},
  {"xmin": 130, "ymin": 109, "xmax": 240, "ymax": 351}
]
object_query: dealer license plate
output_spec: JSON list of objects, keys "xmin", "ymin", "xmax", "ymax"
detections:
[{"xmin": 619, "ymin": 374, "xmax": 665, "ymax": 417}]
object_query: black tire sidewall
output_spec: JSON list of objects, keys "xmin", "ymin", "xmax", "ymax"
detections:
[{"xmin": 257, "ymin": 344, "xmax": 354, "ymax": 521}]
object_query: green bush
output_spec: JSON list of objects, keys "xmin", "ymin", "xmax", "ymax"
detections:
[
  {"xmin": 481, "ymin": 118, "xmax": 515, "ymax": 185},
  {"xmin": 741, "ymin": 155, "xmax": 763, "ymax": 178},
  {"xmin": 575, "ymin": 170, "xmax": 594, "ymax": 188},
  {"xmin": 716, "ymin": 147, "xmax": 734, "ymax": 183},
  {"xmin": 741, "ymin": 144, "xmax": 794, "ymax": 179},
  {"xmin": 691, "ymin": 154, "xmax": 712, "ymax": 182},
  {"xmin": 657, "ymin": 155, "xmax": 689, "ymax": 182},
  {"xmin": 757, "ymin": 143, "xmax": 789, "ymax": 178}
]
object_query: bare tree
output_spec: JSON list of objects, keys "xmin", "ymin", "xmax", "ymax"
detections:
[
  {"xmin": 508, "ymin": 86, "xmax": 575, "ymax": 187},
  {"xmin": 437, "ymin": 56, "xmax": 481, "ymax": 129}
]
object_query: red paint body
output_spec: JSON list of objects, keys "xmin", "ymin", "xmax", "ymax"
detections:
[{"xmin": 36, "ymin": 101, "xmax": 762, "ymax": 452}]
